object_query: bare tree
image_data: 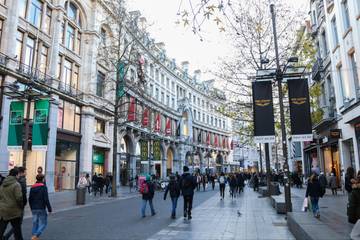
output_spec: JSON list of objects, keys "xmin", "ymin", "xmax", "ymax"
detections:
[{"xmin": 97, "ymin": 0, "xmax": 150, "ymax": 197}]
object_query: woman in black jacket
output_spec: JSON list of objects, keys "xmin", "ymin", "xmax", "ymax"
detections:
[
  {"xmin": 345, "ymin": 167, "xmax": 355, "ymax": 201},
  {"xmin": 306, "ymin": 172, "xmax": 322, "ymax": 218},
  {"xmin": 163, "ymin": 175, "xmax": 180, "ymax": 219}
]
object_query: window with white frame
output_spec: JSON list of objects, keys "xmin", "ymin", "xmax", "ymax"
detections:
[
  {"xmin": 338, "ymin": 65, "xmax": 351, "ymax": 101},
  {"xmin": 342, "ymin": 0, "xmax": 351, "ymax": 30},
  {"xmin": 331, "ymin": 17, "xmax": 339, "ymax": 47},
  {"xmin": 63, "ymin": 1, "xmax": 82, "ymax": 55}
]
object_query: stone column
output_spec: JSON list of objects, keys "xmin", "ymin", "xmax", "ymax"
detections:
[
  {"xmin": 2, "ymin": 0, "xmax": 19, "ymax": 57},
  {"xmin": 162, "ymin": 157, "xmax": 167, "ymax": 179},
  {"xmin": 45, "ymin": 96, "xmax": 59, "ymax": 192},
  {"xmin": 0, "ymin": 96, "xmax": 11, "ymax": 175},
  {"xmin": 79, "ymin": 107, "xmax": 95, "ymax": 174}
]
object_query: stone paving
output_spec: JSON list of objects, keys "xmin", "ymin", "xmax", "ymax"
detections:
[{"xmin": 148, "ymin": 187, "xmax": 294, "ymax": 240}]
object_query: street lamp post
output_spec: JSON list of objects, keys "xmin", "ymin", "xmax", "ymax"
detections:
[{"xmin": 270, "ymin": 2, "xmax": 292, "ymax": 212}]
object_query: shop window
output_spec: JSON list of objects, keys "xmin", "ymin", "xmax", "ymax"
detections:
[
  {"xmin": 44, "ymin": 7, "xmax": 52, "ymax": 34},
  {"xmin": 28, "ymin": 0, "xmax": 43, "ymax": 28},
  {"xmin": 39, "ymin": 45, "xmax": 48, "ymax": 73},
  {"xmin": 58, "ymin": 99, "xmax": 81, "ymax": 133},
  {"xmin": 96, "ymin": 71, "xmax": 105, "ymax": 97},
  {"xmin": 95, "ymin": 118, "xmax": 105, "ymax": 134},
  {"xmin": 24, "ymin": 37, "xmax": 36, "ymax": 67}
]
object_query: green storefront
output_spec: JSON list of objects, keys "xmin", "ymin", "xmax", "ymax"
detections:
[{"xmin": 93, "ymin": 148, "xmax": 105, "ymax": 175}]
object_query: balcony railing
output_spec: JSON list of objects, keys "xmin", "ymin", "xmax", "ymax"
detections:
[
  {"xmin": 312, "ymin": 58, "xmax": 323, "ymax": 81},
  {"xmin": 15, "ymin": 61, "xmax": 83, "ymax": 99}
]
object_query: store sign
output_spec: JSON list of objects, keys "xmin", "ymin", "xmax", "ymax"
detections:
[
  {"xmin": 140, "ymin": 140, "xmax": 148, "ymax": 161},
  {"xmin": 93, "ymin": 150, "xmax": 105, "ymax": 164},
  {"xmin": 287, "ymin": 79, "xmax": 312, "ymax": 142},
  {"xmin": 153, "ymin": 140, "xmax": 161, "ymax": 161},
  {"xmin": 8, "ymin": 101, "xmax": 24, "ymax": 150},
  {"xmin": 329, "ymin": 129, "xmax": 341, "ymax": 139},
  {"xmin": 252, "ymin": 81, "xmax": 275, "ymax": 143},
  {"xmin": 32, "ymin": 100, "xmax": 49, "ymax": 151}
]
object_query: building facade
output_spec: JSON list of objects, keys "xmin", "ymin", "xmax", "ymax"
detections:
[
  {"xmin": 0, "ymin": 0, "xmax": 232, "ymax": 192},
  {"xmin": 308, "ymin": 0, "xmax": 360, "ymax": 182}
]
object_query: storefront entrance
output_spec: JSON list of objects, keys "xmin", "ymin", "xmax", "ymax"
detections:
[
  {"xmin": 55, "ymin": 140, "xmax": 79, "ymax": 191},
  {"xmin": 92, "ymin": 148, "xmax": 106, "ymax": 175}
]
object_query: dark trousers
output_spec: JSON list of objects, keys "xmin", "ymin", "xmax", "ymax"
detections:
[
  {"xmin": 0, "ymin": 217, "xmax": 23, "ymax": 240},
  {"xmin": 212, "ymin": 181, "xmax": 215, "ymax": 190},
  {"xmin": 220, "ymin": 184, "xmax": 225, "ymax": 199},
  {"xmin": 3, "ymin": 213, "xmax": 24, "ymax": 240},
  {"xmin": 183, "ymin": 195, "xmax": 193, "ymax": 217}
]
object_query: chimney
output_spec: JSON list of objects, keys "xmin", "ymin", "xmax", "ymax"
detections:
[
  {"xmin": 181, "ymin": 61, "xmax": 189, "ymax": 72},
  {"xmin": 194, "ymin": 69, "xmax": 201, "ymax": 81}
]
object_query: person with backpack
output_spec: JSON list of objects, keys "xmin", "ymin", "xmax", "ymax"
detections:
[
  {"xmin": 29, "ymin": 174, "xmax": 52, "ymax": 240},
  {"xmin": 180, "ymin": 166, "xmax": 196, "ymax": 220},
  {"xmin": 140, "ymin": 175, "xmax": 156, "ymax": 218},
  {"xmin": 305, "ymin": 169, "xmax": 322, "ymax": 218},
  {"xmin": 229, "ymin": 174, "xmax": 237, "ymax": 199},
  {"xmin": 163, "ymin": 175, "xmax": 181, "ymax": 219},
  {"xmin": 202, "ymin": 174, "xmax": 207, "ymax": 191},
  {"xmin": 4, "ymin": 167, "xmax": 27, "ymax": 240},
  {"xmin": 0, "ymin": 168, "xmax": 24, "ymax": 240},
  {"xmin": 219, "ymin": 172, "xmax": 226, "ymax": 200}
]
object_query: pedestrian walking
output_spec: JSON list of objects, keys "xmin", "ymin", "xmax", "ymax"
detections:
[
  {"xmin": 253, "ymin": 173, "xmax": 259, "ymax": 192},
  {"xmin": 346, "ymin": 167, "xmax": 356, "ymax": 201},
  {"xmin": 229, "ymin": 175, "xmax": 237, "ymax": 199},
  {"xmin": 77, "ymin": 173, "xmax": 88, "ymax": 189},
  {"xmin": 196, "ymin": 174, "xmax": 201, "ymax": 191},
  {"xmin": 219, "ymin": 172, "xmax": 226, "ymax": 200},
  {"xmin": 4, "ymin": 167, "xmax": 27, "ymax": 240},
  {"xmin": 29, "ymin": 174, "xmax": 52, "ymax": 240},
  {"xmin": 97, "ymin": 174, "xmax": 105, "ymax": 196},
  {"xmin": 85, "ymin": 173, "xmax": 91, "ymax": 194},
  {"xmin": 202, "ymin": 174, "xmax": 207, "ymax": 191},
  {"xmin": 305, "ymin": 169, "xmax": 322, "ymax": 218},
  {"xmin": 210, "ymin": 174, "xmax": 216, "ymax": 190},
  {"xmin": 92, "ymin": 173, "xmax": 98, "ymax": 196},
  {"xmin": 180, "ymin": 166, "xmax": 196, "ymax": 220},
  {"xmin": 140, "ymin": 175, "xmax": 156, "ymax": 218},
  {"xmin": 0, "ymin": 168, "xmax": 24, "ymax": 240},
  {"xmin": 329, "ymin": 173, "xmax": 337, "ymax": 195},
  {"xmin": 105, "ymin": 173, "xmax": 111, "ymax": 195},
  {"xmin": 163, "ymin": 175, "xmax": 181, "ymax": 219},
  {"xmin": 319, "ymin": 172, "xmax": 327, "ymax": 196},
  {"xmin": 348, "ymin": 175, "xmax": 360, "ymax": 223}
]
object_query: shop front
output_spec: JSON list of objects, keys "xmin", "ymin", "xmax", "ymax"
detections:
[
  {"xmin": 92, "ymin": 148, "xmax": 106, "ymax": 175},
  {"xmin": 55, "ymin": 131, "xmax": 80, "ymax": 191}
]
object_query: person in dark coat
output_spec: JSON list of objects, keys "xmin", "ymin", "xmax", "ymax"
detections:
[
  {"xmin": 318, "ymin": 172, "xmax": 327, "ymax": 197},
  {"xmin": 229, "ymin": 175, "xmax": 237, "ymax": 199},
  {"xmin": 29, "ymin": 174, "xmax": 52, "ymax": 240},
  {"xmin": 345, "ymin": 167, "xmax": 355, "ymax": 201},
  {"xmin": 253, "ymin": 173, "xmax": 259, "ymax": 192},
  {"xmin": 305, "ymin": 170, "xmax": 322, "ymax": 218},
  {"xmin": 140, "ymin": 175, "xmax": 156, "ymax": 217},
  {"xmin": 163, "ymin": 175, "xmax": 181, "ymax": 219},
  {"xmin": 348, "ymin": 177, "xmax": 360, "ymax": 223},
  {"xmin": 4, "ymin": 167, "xmax": 27, "ymax": 240},
  {"xmin": 180, "ymin": 166, "xmax": 196, "ymax": 220},
  {"xmin": 92, "ymin": 173, "xmax": 98, "ymax": 196}
]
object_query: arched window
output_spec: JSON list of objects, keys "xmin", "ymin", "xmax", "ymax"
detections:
[{"xmin": 63, "ymin": 1, "xmax": 82, "ymax": 54}]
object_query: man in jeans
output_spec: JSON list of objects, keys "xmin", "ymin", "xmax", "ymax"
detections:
[
  {"xmin": 4, "ymin": 167, "xmax": 27, "ymax": 240},
  {"xmin": 29, "ymin": 174, "xmax": 52, "ymax": 240},
  {"xmin": 140, "ymin": 175, "xmax": 156, "ymax": 218},
  {"xmin": 180, "ymin": 166, "xmax": 196, "ymax": 220},
  {"xmin": 0, "ymin": 168, "xmax": 24, "ymax": 240}
]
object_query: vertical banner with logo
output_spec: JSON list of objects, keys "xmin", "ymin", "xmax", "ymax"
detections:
[
  {"xmin": 165, "ymin": 118, "xmax": 171, "ymax": 135},
  {"xmin": 140, "ymin": 140, "xmax": 148, "ymax": 161},
  {"xmin": 8, "ymin": 101, "xmax": 24, "ymax": 150},
  {"xmin": 117, "ymin": 61, "xmax": 125, "ymax": 97},
  {"xmin": 142, "ymin": 108, "xmax": 149, "ymax": 127},
  {"xmin": 287, "ymin": 79, "xmax": 313, "ymax": 141},
  {"xmin": 154, "ymin": 113, "xmax": 160, "ymax": 132},
  {"xmin": 32, "ymin": 99, "xmax": 50, "ymax": 150},
  {"xmin": 252, "ymin": 81, "xmax": 275, "ymax": 143},
  {"xmin": 153, "ymin": 140, "xmax": 161, "ymax": 161},
  {"xmin": 127, "ymin": 97, "xmax": 136, "ymax": 122}
]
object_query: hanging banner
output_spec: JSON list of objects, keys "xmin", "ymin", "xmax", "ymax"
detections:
[
  {"xmin": 140, "ymin": 140, "xmax": 148, "ymax": 161},
  {"xmin": 288, "ymin": 79, "xmax": 313, "ymax": 141},
  {"xmin": 153, "ymin": 140, "xmax": 161, "ymax": 161},
  {"xmin": 197, "ymin": 131, "xmax": 202, "ymax": 143},
  {"xmin": 165, "ymin": 118, "xmax": 171, "ymax": 135},
  {"xmin": 154, "ymin": 113, "xmax": 161, "ymax": 132},
  {"xmin": 8, "ymin": 101, "xmax": 24, "ymax": 150},
  {"xmin": 252, "ymin": 81, "xmax": 275, "ymax": 143},
  {"xmin": 127, "ymin": 97, "xmax": 136, "ymax": 122},
  {"xmin": 230, "ymin": 140, "xmax": 233, "ymax": 150},
  {"xmin": 117, "ymin": 61, "xmax": 125, "ymax": 97},
  {"xmin": 32, "ymin": 99, "xmax": 50, "ymax": 150},
  {"xmin": 206, "ymin": 133, "xmax": 210, "ymax": 145},
  {"xmin": 142, "ymin": 108, "xmax": 149, "ymax": 127},
  {"xmin": 222, "ymin": 137, "xmax": 226, "ymax": 148},
  {"xmin": 214, "ymin": 135, "xmax": 218, "ymax": 147}
]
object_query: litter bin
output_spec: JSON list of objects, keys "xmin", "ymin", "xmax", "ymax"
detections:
[{"xmin": 76, "ymin": 187, "xmax": 86, "ymax": 205}]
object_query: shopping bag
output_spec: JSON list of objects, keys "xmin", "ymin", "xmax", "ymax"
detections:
[
  {"xmin": 307, "ymin": 197, "xmax": 312, "ymax": 213},
  {"xmin": 302, "ymin": 197, "xmax": 308, "ymax": 212}
]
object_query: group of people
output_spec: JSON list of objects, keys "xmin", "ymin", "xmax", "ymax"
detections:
[
  {"xmin": 0, "ymin": 167, "xmax": 52, "ymax": 240},
  {"xmin": 79, "ymin": 172, "xmax": 113, "ymax": 197},
  {"xmin": 139, "ymin": 166, "xmax": 197, "ymax": 220}
]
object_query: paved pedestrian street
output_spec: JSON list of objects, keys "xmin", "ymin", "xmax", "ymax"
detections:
[{"xmin": 148, "ymin": 187, "xmax": 294, "ymax": 240}]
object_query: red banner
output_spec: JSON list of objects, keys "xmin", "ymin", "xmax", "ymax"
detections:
[
  {"xmin": 206, "ymin": 133, "xmax": 210, "ymax": 145},
  {"xmin": 214, "ymin": 135, "xmax": 218, "ymax": 147},
  {"xmin": 154, "ymin": 113, "xmax": 161, "ymax": 132},
  {"xmin": 165, "ymin": 118, "xmax": 171, "ymax": 135},
  {"xmin": 128, "ymin": 97, "xmax": 136, "ymax": 122},
  {"xmin": 142, "ymin": 108, "xmax": 149, "ymax": 127},
  {"xmin": 222, "ymin": 137, "xmax": 226, "ymax": 148},
  {"xmin": 230, "ymin": 140, "xmax": 233, "ymax": 150}
]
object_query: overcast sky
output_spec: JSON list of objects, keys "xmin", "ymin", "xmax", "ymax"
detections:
[{"xmin": 128, "ymin": 0, "xmax": 309, "ymax": 81}]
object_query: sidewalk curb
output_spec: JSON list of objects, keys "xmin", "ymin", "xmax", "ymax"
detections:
[{"xmin": 23, "ymin": 193, "xmax": 140, "ymax": 220}]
